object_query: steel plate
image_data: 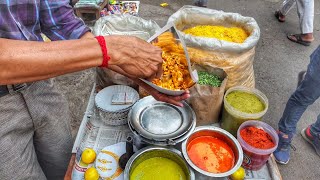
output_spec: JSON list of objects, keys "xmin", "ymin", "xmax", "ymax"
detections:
[{"xmin": 128, "ymin": 96, "xmax": 196, "ymax": 141}]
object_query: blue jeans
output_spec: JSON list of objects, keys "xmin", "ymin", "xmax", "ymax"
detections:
[{"xmin": 278, "ymin": 45, "xmax": 320, "ymax": 136}]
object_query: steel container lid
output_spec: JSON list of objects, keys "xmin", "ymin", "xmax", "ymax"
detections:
[{"xmin": 128, "ymin": 96, "xmax": 196, "ymax": 141}]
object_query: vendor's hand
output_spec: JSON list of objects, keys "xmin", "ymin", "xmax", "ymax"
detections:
[
  {"xmin": 105, "ymin": 35, "xmax": 163, "ymax": 80},
  {"xmin": 132, "ymin": 79, "xmax": 190, "ymax": 107}
]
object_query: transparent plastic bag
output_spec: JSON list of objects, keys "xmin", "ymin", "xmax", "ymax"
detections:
[
  {"xmin": 93, "ymin": 15, "xmax": 161, "ymax": 88},
  {"xmin": 93, "ymin": 15, "xmax": 160, "ymax": 37}
]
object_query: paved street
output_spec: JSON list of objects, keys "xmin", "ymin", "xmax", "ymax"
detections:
[{"xmin": 56, "ymin": 0, "xmax": 320, "ymax": 179}]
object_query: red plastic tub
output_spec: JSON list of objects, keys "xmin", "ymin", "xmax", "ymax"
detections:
[{"xmin": 237, "ymin": 120, "xmax": 278, "ymax": 170}]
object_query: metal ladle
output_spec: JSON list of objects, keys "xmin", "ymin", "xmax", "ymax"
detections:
[{"xmin": 119, "ymin": 135, "xmax": 134, "ymax": 170}]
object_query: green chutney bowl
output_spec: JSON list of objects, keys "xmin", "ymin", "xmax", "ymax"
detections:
[{"xmin": 124, "ymin": 146, "xmax": 195, "ymax": 180}]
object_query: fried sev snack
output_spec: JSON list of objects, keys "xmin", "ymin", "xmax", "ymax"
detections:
[{"xmin": 151, "ymin": 32, "xmax": 194, "ymax": 90}]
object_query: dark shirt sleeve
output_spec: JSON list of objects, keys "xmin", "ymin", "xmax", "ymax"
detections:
[{"xmin": 40, "ymin": 0, "xmax": 90, "ymax": 40}]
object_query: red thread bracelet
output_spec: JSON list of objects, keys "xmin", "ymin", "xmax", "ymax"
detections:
[{"xmin": 95, "ymin": 36, "xmax": 110, "ymax": 68}]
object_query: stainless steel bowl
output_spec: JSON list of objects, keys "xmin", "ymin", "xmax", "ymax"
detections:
[
  {"xmin": 181, "ymin": 126, "xmax": 243, "ymax": 178},
  {"xmin": 124, "ymin": 146, "xmax": 195, "ymax": 180},
  {"xmin": 128, "ymin": 96, "xmax": 196, "ymax": 141},
  {"xmin": 128, "ymin": 117, "xmax": 196, "ymax": 146}
]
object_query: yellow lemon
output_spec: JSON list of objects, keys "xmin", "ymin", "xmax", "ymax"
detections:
[
  {"xmin": 84, "ymin": 167, "xmax": 99, "ymax": 180},
  {"xmin": 81, "ymin": 148, "xmax": 96, "ymax": 164},
  {"xmin": 230, "ymin": 167, "xmax": 245, "ymax": 180}
]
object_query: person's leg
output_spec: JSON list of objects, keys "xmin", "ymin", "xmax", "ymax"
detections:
[
  {"xmin": 275, "ymin": 0, "xmax": 296, "ymax": 22},
  {"xmin": 280, "ymin": 0, "xmax": 296, "ymax": 15},
  {"xmin": 278, "ymin": 76, "xmax": 320, "ymax": 134},
  {"xmin": 300, "ymin": 113, "xmax": 320, "ymax": 156},
  {"xmin": 0, "ymin": 89, "xmax": 46, "ymax": 179},
  {"xmin": 310, "ymin": 116, "xmax": 320, "ymax": 134},
  {"xmin": 275, "ymin": 46, "xmax": 320, "ymax": 163},
  {"xmin": 278, "ymin": 46, "xmax": 320, "ymax": 135},
  {"xmin": 301, "ymin": 48, "xmax": 320, "ymax": 156},
  {"xmin": 193, "ymin": 0, "xmax": 208, "ymax": 7},
  {"xmin": 287, "ymin": 0, "xmax": 314, "ymax": 44},
  {"xmin": 22, "ymin": 79, "xmax": 73, "ymax": 180},
  {"xmin": 296, "ymin": 0, "xmax": 314, "ymax": 35}
]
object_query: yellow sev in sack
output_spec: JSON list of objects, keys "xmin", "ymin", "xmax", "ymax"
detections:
[
  {"xmin": 183, "ymin": 25, "xmax": 249, "ymax": 43},
  {"xmin": 168, "ymin": 6, "xmax": 260, "ymax": 89}
]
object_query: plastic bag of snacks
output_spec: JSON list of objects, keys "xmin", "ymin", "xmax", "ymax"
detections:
[
  {"xmin": 186, "ymin": 64, "xmax": 227, "ymax": 125},
  {"xmin": 168, "ymin": 5, "xmax": 260, "ymax": 89},
  {"xmin": 93, "ymin": 15, "xmax": 160, "ymax": 89}
]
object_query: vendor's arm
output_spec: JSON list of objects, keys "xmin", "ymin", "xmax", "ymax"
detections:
[
  {"xmin": 0, "ymin": 35, "xmax": 162, "ymax": 85},
  {"xmin": 37, "ymin": 0, "xmax": 162, "ymax": 82},
  {"xmin": 0, "ymin": 0, "xmax": 187, "ymax": 104}
]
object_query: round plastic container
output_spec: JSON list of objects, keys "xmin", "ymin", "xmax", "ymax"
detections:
[
  {"xmin": 237, "ymin": 120, "xmax": 278, "ymax": 170},
  {"xmin": 221, "ymin": 86, "xmax": 268, "ymax": 137}
]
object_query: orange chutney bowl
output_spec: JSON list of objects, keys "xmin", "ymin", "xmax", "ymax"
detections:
[{"xmin": 181, "ymin": 126, "xmax": 243, "ymax": 178}]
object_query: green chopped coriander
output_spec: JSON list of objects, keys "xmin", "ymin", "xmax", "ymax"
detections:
[{"xmin": 198, "ymin": 71, "xmax": 222, "ymax": 87}]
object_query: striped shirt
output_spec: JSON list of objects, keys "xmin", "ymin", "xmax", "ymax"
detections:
[{"xmin": 0, "ymin": 0, "xmax": 90, "ymax": 41}]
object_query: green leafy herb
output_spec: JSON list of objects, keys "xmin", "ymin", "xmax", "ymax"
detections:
[{"xmin": 198, "ymin": 71, "xmax": 222, "ymax": 87}]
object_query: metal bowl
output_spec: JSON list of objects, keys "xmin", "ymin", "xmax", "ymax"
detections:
[
  {"xmin": 124, "ymin": 146, "xmax": 195, "ymax": 180},
  {"xmin": 181, "ymin": 126, "xmax": 243, "ymax": 178},
  {"xmin": 128, "ymin": 116, "xmax": 196, "ymax": 146},
  {"xmin": 128, "ymin": 96, "xmax": 196, "ymax": 141}
]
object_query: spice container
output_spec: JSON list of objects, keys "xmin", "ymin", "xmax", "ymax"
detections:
[
  {"xmin": 237, "ymin": 120, "xmax": 278, "ymax": 170},
  {"xmin": 124, "ymin": 146, "xmax": 195, "ymax": 180},
  {"xmin": 221, "ymin": 86, "xmax": 268, "ymax": 136},
  {"xmin": 181, "ymin": 126, "xmax": 243, "ymax": 178}
]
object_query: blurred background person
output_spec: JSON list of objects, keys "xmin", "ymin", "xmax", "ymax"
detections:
[{"xmin": 274, "ymin": 0, "xmax": 314, "ymax": 46}]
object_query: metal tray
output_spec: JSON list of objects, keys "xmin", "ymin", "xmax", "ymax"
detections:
[{"xmin": 128, "ymin": 96, "xmax": 196, "ymax": 141}]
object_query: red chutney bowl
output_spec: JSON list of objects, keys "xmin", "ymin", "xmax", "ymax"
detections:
[
  {"xmin": 181, "ymin": 126, "xmax": 243, "ymax": 178},
  {"xmin": 237, "ymin": 120, "xmax": 279, "ymax": 171}
]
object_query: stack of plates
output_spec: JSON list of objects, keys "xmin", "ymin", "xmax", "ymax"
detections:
[
  {"xmin": 95, "ymin": 85, "xmax": 139, "ymax": 125},
  {"xmin": 128, "ymin": 96, "xmax": 196, "ymax": 146}
]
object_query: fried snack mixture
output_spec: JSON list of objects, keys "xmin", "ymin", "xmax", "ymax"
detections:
[
  {"xmin": 152, "ymin": 32, "xmax": 194, "ymax": 90},
  {"xmin": 184, "ymin": 25, "xmax": 249, "ymax": 43}
]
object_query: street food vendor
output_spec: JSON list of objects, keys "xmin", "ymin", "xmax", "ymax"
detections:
[{"xmin": 0, "ymin": 1, "xmax": 190, "ymax": 179}]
